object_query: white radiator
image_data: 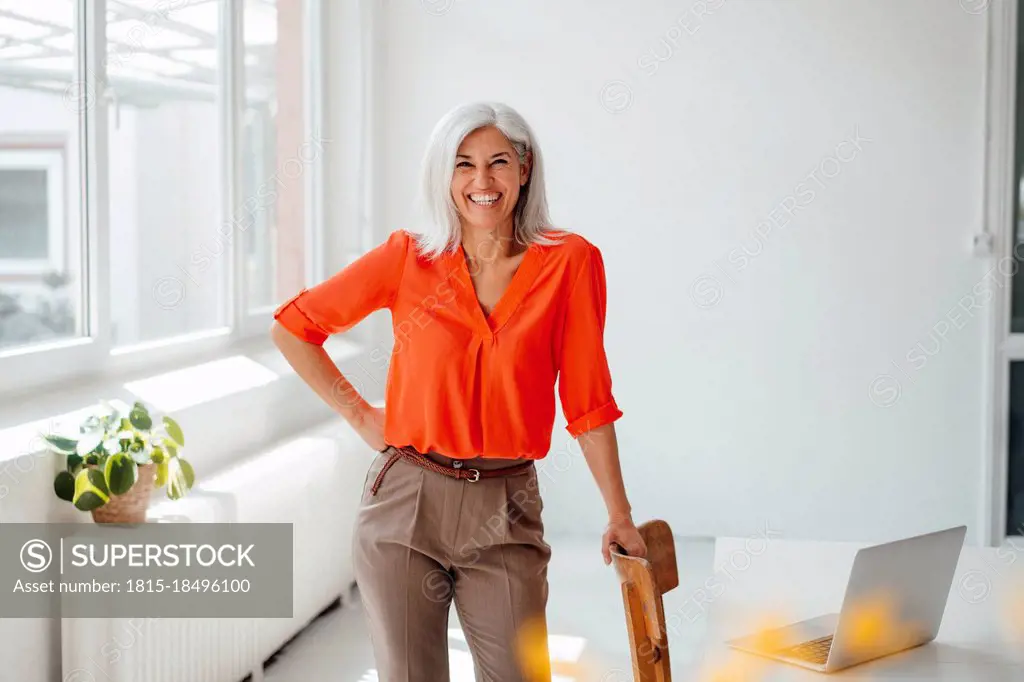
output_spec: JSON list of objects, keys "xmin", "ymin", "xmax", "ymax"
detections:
[
  {"xmin": 61, "ymin": 422, "xmax": 370, "ymax": 682},
  {"xmin": 60, "ymin": 618, "xmax": 262, "ymax": 682}
]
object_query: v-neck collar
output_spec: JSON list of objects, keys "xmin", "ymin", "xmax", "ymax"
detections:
[{"xmin": 447, "ymin": 239, "xmax": 546, "ymax": 339}]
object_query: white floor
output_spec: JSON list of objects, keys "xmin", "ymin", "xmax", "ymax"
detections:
[{"xmin": 262, "ymin": 534, "xmax": 717, "ymax": 682}]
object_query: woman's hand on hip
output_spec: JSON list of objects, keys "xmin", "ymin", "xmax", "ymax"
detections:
[
  {"xmin": 602, "ymin": 514, "xmax": 647, "ymax": 565},
  {"xmin": 351, "ymin": 404, "xmax": 387, "ymax": 452}
]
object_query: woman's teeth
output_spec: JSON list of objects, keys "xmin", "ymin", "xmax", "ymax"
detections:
[{"xmin": 469, "ymin": 193, "xmax": 500, "ymax": 206}]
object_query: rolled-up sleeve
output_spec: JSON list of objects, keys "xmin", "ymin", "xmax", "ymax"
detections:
[
  {"xmin": 557, "ymin": 242, "xmax": 624, "ymax": 437},
  {"xmin": 273, "ymin": 229, "xmax": 410, "ymax": 345}
]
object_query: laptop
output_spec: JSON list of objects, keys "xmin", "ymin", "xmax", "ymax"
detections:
[{"xmin": 725, "ymin": 525, "xmax": 967, "ymax": 673}]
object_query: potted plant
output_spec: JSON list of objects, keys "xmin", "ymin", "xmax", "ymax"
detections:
[{"xmin": 44, "ymin": 400, "xmax": 196, "ymax": 523}]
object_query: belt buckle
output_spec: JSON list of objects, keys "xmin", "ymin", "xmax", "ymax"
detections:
[{"xmin": 466, "ymin": 468, "xmax": 480, "ymax": 482}]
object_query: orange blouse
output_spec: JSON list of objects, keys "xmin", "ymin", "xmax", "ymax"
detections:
[{"xmin": 272, "ymin": 228, "xmax": 623, "ymax": 460}]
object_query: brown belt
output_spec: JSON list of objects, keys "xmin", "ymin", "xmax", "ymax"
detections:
[{"xmin": 371, "ymin": 445, "xmax": 534, "ymax": 496}]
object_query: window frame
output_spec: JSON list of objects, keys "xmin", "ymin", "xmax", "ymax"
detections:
[
  {"xmin": 0, "ymin": 0, "xmax": 328, "ymax": 400},
  {"xmin": 985, "ymin": 0, "xmax": 1020, "ymax": 547},
  {"xmin": 235, "ymin": 0, "xmax": 327, "ymax": 338}
]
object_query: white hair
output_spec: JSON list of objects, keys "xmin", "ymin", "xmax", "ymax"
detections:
[{"xmin": 411, "ymin": 101, "xmax": 567, "ymax": 260}]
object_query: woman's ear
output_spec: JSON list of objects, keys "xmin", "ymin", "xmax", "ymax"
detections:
[{"xmin": 520, "ymin": 150, "xmax": 533, "ymax": 186}]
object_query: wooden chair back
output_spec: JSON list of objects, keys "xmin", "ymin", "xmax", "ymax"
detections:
[{"xmin": 610, "ymin": 519, "xmax": 678, "ymax": 682}]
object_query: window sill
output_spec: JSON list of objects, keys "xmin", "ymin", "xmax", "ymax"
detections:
[{"xmin": 0, "ymin": 333, "xmax": 373, "ymax": 466}]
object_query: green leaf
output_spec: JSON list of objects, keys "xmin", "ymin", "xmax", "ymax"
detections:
[
  {"xmin": 75, "ymin": 431, "xmax": 103, "ymax": 457},
  {"xmin": 163, "ymin": 416, "xmax": 185, "ymax": 447},
  {"xmin": 104, "ymin": 454, "xmax": 138, "ymax": 495},
  {"xmin": 44, "ymin": 435, "xmax": 78, "ymax": 454},
  {"xmin": 74, "ymin": 491, "xmax": 107, "ymax": 512},
  {"xmin": 150, "ymin": 447, "xmax": 166, "ymax": 465},
  {"xmin": 87, "ymin": 467, "xmax": 109, "ymax": 496},
  {"xmin": 54, "ymin": 471, "xmax": 75, "ymax": 502},
  {"xmin": 99, "ymin": 400, "xmax": 120, "ymax": 422},
  {"xmin": 73, "ymin": 469, "xmax": 110, "ymax": 510},
  {"xmin": 167, "ymin": 458, "xmax": 194, "ymax": 500},
  {"xmin": 155, "ymin": 460, "xmax": 169, "ymax": 488},
  {"xmin": 129, "ymin": 405, "xmax": 152, "ymax": 431},
  {"xmin": 167, "ymin": 481, "xmax": 184, "ymax": 500},
  {"xmin": 66, "ymin": 454, "xmax": 83, "ymax": 472},
  {"xmin": 177, "ymin": 458, "xmax": 195, "ymax": 489}
]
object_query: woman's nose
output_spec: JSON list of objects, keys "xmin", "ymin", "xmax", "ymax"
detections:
[{"xmin": 472, "ymin": 166, "xmax": 494, "ymax": 186}]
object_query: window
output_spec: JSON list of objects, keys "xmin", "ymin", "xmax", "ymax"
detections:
[
  {"xmin": 1013, "ymin": 4, "xmax": 1024, "ymax": 335},
  {"xmin": 1010, "ymin": 7, "xmax": 1024, "ymax": 538},
  {"xmin": 0, "ymin": 148, "xmax": 65, "ymax": 272},
  {"xmin": 0, "ymin": 0, "xmax": 82, "ymax": 353},
  {"xmin": 105, "ymin": 0, "xmax": 228, "ymax": 347},
  {"xmin": 1002, "ymin": 5, "xmax": 1024, "ymax": 540},
  {"xmin": 242, "ymin": 0, "xmax": 311, "ymax": 312},
  {"xmin": 0, "ymin": 0, "xmax": 326, "ymax": 395},
  {"xmin": 1009, "ymin": 363, "xmax": 1024, "ymax": 537}
]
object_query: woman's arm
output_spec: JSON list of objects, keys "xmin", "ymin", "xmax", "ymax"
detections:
[
  {"xmin": 578, "ymin": 423, "xmax": 631, "ymax": 520},
  {"xmin": 578, "ymin": 422, "xmax": 647, "ymax": 564},
  {"xmin": 270, "ymin": 321, "xmax": 385, "ymax": 450},
  {"xmin": 553, "ymin": 240, "xmax": 639, "ymax": 564},
  {"xmin": 268, "ymin": 230, "xmax": 409, "ymax": 451}
]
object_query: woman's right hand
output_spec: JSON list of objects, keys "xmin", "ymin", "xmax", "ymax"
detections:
[{"xmin": 352, "ymin": 404, "xmax": 387, "ymax": 452}]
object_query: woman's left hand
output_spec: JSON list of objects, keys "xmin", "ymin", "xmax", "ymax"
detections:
[{"xmin": 602, "ymin": 515, "xmax": 647, "ymax": 565}]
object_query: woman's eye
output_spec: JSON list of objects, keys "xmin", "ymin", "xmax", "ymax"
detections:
[{"xmin": 455, "ymin": 159, "xmax": 507, "ymax": 169}]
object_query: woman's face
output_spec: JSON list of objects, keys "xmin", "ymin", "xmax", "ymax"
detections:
[{"xmin": 451, "ymin": 126, "xmax": 531, "ymax": 232}]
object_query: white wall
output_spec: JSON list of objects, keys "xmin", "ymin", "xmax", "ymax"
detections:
[{"xmin": 370, "ymin": 0, "xmax": 993, "ymax": 544}]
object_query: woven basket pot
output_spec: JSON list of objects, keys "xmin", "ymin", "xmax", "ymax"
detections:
[{"xmin": 90, "ymin": 463, "xmax": 157, "ymax": 524}]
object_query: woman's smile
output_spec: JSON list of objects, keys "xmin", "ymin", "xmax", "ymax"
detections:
[{"xmin": 468, "ymin": 191, "xmax": 503, "ymax": 207}]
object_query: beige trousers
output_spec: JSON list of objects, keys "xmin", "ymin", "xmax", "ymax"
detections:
[{"xmin": 352, "ymin": 445, "xmax": 553, "ymax": 682}]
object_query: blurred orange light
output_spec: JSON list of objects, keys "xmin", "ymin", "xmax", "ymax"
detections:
[
  {"xmin": 514, "ymin": 615, "xmax": 552, "ymax": 682},
  {"xmin": 1006, "ymin": 585, "xmax": 1024, "ymax": 642},
  {"xmin": 836, "ymin": 593, "xmax": 921, "ymax": 658},
  {"xmin": 694, "ymin": 612, "xmax": 789, "ymax": 682}
]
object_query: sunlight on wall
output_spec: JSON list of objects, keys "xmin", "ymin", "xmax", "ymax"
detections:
[{"xmin": 124, "ymin": 355, "xmax": 278, "ymax": 411}]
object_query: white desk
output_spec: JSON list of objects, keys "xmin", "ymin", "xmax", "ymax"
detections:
[{"xmin": 663, "ymin": 536, "xmax": 1024, "ymax": 681}]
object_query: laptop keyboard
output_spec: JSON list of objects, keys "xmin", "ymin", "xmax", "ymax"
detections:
[{"xmin": 779, "ymin": 635, "xmax": 833, "ymax": 665}]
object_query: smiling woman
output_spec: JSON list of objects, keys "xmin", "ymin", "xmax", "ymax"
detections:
[
  {"xmin": 413, "ymin": 102, "xmax": 560, "ymax": 259},
  {"xmin": 272, "ymin": 101, "xmax": 644, "ymax": 682}
]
